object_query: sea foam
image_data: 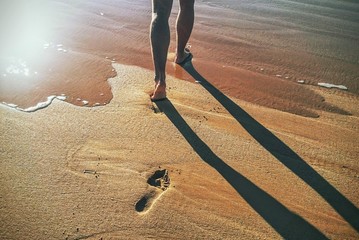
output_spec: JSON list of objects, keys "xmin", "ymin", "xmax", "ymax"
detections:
[
  {"xmin": 318, "ymin": 83, "xmax": 348, "ymax": 90},
  {"xmin": 2, "ymin": 95, "xmax": 67, "ymax": 112}
]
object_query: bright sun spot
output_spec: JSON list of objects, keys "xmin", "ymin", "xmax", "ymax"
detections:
[{"xmin": 0, "ymin": 0, "xmax": 57, "ymax": 79}]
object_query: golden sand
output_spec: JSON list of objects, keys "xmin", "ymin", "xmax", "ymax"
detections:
[{"xmin": 1, "ymin": 64, "xmax": 358, "ymax": 239}]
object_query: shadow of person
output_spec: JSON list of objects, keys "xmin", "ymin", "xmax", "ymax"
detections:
[
  {"xmin": 155, "ymin": 99, "xmax": 327, "ymax": 239},
  {"xmin": 178, "ymin": 60, "xmax": 359, "ymax": 233}
]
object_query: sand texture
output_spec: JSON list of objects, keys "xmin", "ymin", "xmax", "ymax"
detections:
[{"xmin": 1, "ymin": 64, "xmax": 358, "ymax": 239}]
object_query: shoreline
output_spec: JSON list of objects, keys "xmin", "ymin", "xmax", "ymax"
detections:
[
  {"xmin": 1, "ymin": 62, "xmax": 354, "ymax": 115},
  {"xmin": 0, "ymin": 0, "xmax": 358, "ymax": 117}
]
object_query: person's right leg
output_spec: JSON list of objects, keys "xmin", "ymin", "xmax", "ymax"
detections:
[
  {"xmin": 150, "ymin": 0, "xmax": 173, "ymax": 100},
  {"xmin": 175, "ymin": 0, "xmax": 195, "ymax": 64}
]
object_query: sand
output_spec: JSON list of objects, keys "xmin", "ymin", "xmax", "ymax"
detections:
[
  {"xmin": 1, "ymin": 63, "xmax": 358, "ymax": 239},
  {"xmin": 1, "ymin": 0, "xmax": 359, "ymax": 238}
]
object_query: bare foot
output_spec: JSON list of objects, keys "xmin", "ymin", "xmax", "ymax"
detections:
[
  {"xmin": 175, "ymin": 48, "xmax": 192, "ymax": 64},
  {"xmin": 151, "ymin": 82, "xmax": 166, "ymax": 101}
]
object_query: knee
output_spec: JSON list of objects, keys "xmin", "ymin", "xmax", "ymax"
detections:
[
  {"xmin": 179, "ymin": 0, "xmax": 195, "ymax": 10},
  {"xmin": 152, "ymin": 11, "xmax": 170, "ymax": 23}
]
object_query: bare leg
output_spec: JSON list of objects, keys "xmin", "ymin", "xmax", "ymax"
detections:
[
  {"xmin": 175, "ymin": 0, "xmax": 195, "ymax": 64},
  {"xmin": 150, "ymin": 0, "xmax": 173, "ymax": 100}
]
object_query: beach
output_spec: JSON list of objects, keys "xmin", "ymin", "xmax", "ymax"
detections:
[
  {"xmin": 1, "ymin": 64, "xmax": 359, "ymax": 239},
  {"xmin": 1, "ymin": 0, "xmax": 359, "ymax": 239}
]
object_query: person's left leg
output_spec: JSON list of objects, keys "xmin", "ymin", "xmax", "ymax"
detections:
[
  {"xmin": 150, "ymin": 0, "xmax": 173, "ymax": 100},
  {"xmin": 175, "ymin": 0, "xmax": 195, "ymax": 64}
]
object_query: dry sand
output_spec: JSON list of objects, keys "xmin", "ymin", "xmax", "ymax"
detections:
[{"xmin": 1, "ymin": 63, "xmax": 358, "ymax": 239}]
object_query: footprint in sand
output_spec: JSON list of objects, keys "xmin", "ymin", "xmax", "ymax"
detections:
[
  {"xmin": 148, "ymin": 101, "xmax": 162, "ymax": 114},
  {"xmin": 135, "ymin": 169, "xmax": 170, "ymax": 213}
]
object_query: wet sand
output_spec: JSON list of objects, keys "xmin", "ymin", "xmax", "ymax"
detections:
[
  {"xmin": 1, "ymin": 0, "xmax": 358, "ymax": 116},
  {"xmin": 1, "ymin": 64, "xmax": 358, "ymax": 239}
]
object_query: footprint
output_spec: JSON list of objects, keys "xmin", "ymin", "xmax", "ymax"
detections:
[
  {"xmin": 135, "ymin": 169, "xmax": 170, "ymax": 213},
  {"xmin": 147, "ymin": 169, "xmax": 170, "ymax": 190},
  {"xmin": 149, "ymin": 102, "xmax": 162, "ymax": 114}
]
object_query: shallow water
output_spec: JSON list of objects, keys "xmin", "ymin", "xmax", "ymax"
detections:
[
  {"xmin": 0, "ymin": 0, "xmax": 358, "ymax": 115},
  {"xmin": 0, "ymin": 0, "xmax": 136, "ymax": 109}
]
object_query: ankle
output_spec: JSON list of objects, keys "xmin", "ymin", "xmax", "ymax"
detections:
[
  {"xmin": 154, "ymin": 73, "xmax": 166, "ymax": 85},
  {"xmin": 176, "ymin": 49, "xmax": 186, "ymax": 57},
  {"xmin": 156, "ymin": 80, "xmax": 166, "ymax": 87}
]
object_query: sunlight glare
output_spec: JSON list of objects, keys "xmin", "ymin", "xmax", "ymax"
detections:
[{"xmin": 0, "ymin": 0, "xmax": 57, "ymax": 79}]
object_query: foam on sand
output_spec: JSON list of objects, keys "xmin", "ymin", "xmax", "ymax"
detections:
[
  {"xmin": 2, "ymin": 95, "xmax": 67, "ymax": 112},
  {"xmin": 318, "ymin": 83, "xmax": 348, "ymax": 90}
]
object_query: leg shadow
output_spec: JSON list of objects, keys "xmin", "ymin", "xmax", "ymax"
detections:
[
  {"xmin": 155, "ymin": 100, "xmax": 327, "ymax": 239},
  {"xmin": 180, "ymin": 61, "xmax": 359, "ymax": 232}
]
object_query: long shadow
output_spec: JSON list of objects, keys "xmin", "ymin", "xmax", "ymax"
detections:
[
  {"xmin": 180, "ymin": 61, "xmax": 359, "ymax": 232},
  {"xmin": 155, "ymin": 99, "xmax": 327, "ymax": 239}
]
